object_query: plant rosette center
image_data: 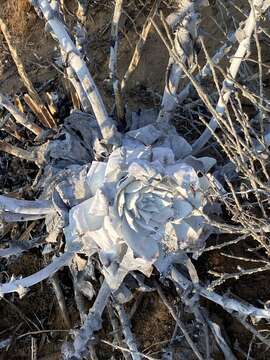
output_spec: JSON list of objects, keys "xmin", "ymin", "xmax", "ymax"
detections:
[{"xmin": 65, "ymin": 124, "xmax": 215, "ymax": 290}]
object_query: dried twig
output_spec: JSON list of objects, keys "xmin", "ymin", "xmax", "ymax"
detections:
[
  {"xmin": 109, "ymin": 0, "xmax": 125, "ymax": 122},
  {"xmin": 107, "ymin": 302, "xmax": 131, "ymax": 360},
  {"xmin": 31, "ymin": 0, "xmax": 120, "ymax": 145},
  {"xmin": 115, "ymin": 303, "xmax": 141, "ymax": 360},
  {"xmin": 121, "ymin": 0, "xmax": 161, "ymax": 90},
  {"xmin": 192, "ymin": 0, "xmax": 270, "ymax": 153},
  {"xmin": 171, "ymin": 267, "xmax": 270, "ymax": 320},
  {"xmin": 100, "ymin": 339, "xmax": 158, "ymax": 360},
  {"xmin": 51, "ymin": 274, "xmax": 71, "ymax": 329},
  {"xmin": 0, "ymin": 93, "xmax": 42, "ymax": 136},
  {"xmin": 0, "ymin": 17, "xmax": 57, "ymax": 129},
  {"xmin": 71, "ymin": 280, "xmax": 111, "ymax": 358},
  {"xmin": 0, "ymin": 140, "xmax": 37, "ymax": 162},
  {"xmin": 155, "ymin": 280, "xmax": 203, "ymax": 360}
]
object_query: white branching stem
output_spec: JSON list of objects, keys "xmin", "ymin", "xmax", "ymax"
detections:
[
  {"xmin": 72, "ymin": 280, "xmax": 111, "ymax": 359},
  {"xmin": 177, "ymin": 32, "xmax": 235, "ymax": 104},
  {"xmin": 0, "ymin": 238, "xmax": 43, "ymax": 258},
  {"xmin": 0, "ymin": 251, "xmax": 74, "ymax": 296},
  {"xmin": 115, "ymin": 303, "xmax": 141, "ymax": 360},
  {"xmin": 171, "ymin": 267, "xmax": 270, "ymax": 320},
  {"xmin": 0, "ymin": 93, "xmax": 42, "ymax": 136},
  {"xmin": 31, "ymin": 0, "xmax": 120, "ymax": 145},
  {"xmin": 66, "ymin": 66, "xmax": 91, "ymax": 112},
  {"xmin": 109, "ymin": 0, "xmax": 125, "ymax": 122},
  {"xmin": 0, "ymin": 195, "xmax": 54, "ymax": 215},
  {"xmin": 192, "ymin": 0, "xmax": 269, "ymax": 153},
  {"xmin": 0, "ymin": 212, "xmax": 47, "ymax": 222},
  {"xmin": 157, "ymin": 1, "xmax": 202, "ymax": 123}
]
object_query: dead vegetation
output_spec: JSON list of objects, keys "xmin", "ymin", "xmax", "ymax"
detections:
[{"xmin": 0, "ymin": 0, "xmax": 270, "ymax": 359}]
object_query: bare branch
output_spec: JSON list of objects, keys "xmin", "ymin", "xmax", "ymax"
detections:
[
  {"xmin": 0, "ymin": 93, "xmax": 42, "ymax": 136},
  {"xmin": 0, "ymin": 17, "xmax": 57, "ymax": 129},
  {"xmin": 0, "ymin": 251, "xmax": 74, "ymax": 296},
  {"xmin": 31, "ymin": 0, "xmax": 120, "ymax": 145},
  {"xmin": 0, "ymin": 140, "xmax": 37, "ymax": 162},
  {"xmin": 192, "ymin": 0, "xmax": 270, "ymax": 153},
  {"xmin": 109, "ymin": 0, "xmax": 125, "ymax": 122},
  {"xmin": 0, "ymin": 195, "xmax": 55, "ymax": 215}
]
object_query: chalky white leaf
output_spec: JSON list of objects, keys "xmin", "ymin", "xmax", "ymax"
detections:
[{"xmin": 65, "ymin": 120, "xmax": 215, "ymax": 290}]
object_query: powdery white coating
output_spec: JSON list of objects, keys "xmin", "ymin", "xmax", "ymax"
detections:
[
  {"xmin": 35, "ymin": 0, "xmax": 120, "ymax": 145},
  {"xmin": 65, "ymin": 122, "xmax": 216, "ymax": 290},
  {"xmin": 0, "ymin": 251, "xmax": 75, "ymax": 297},
  {"xmin": 171, "ymin": 266, "xmax": 270, "ymax": 320}
]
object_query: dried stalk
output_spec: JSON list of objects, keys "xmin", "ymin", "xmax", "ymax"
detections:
[
  {"xmin": 157, "ymin": 0, "xmax": 203, "ymax": 123},
  {"xmin": 0, "ymin": 195, "xmax": 54, "ymax": 215},
  {"xmin": 155, "ymin": 281, "xmax": 203, "ymax": 360},
  {"xmin": 0, "ymin": 140, "xmax": 37, "ymax": 162},
  {"xmin": 66, "ymin": 66, "xmax": 91, "ymax": 112},
  {"xmin": 115, "ymin": 303, "xmax": 141, "ymax": 360},
  {"xmin": 71, "ymin": 280, "xmax": 111, "ymax": 358},
  {"xmin": 171, "ymin": 267, "xmax": 270, "ymax": 320},
  {"xmin": 23, "ymin": 94, "xmax": 56, "ymax": 129},
  {"xmin": 109, "ymin": 0, "xmax": 125, "ymax": 122},
  {"xmin": 121, "ymin": 0, "xmax": 161, "ymax": 90},
  {"xmin": 51, "ymin": 274, "xmax": 71, "ymax": 329},
  {"xmin": 30, "ymin": 0, "xmax": 120, "ymax": 145},
  {"xmin": 0, "ymin": 251, "xmax": 74, "ymax": 296},
  {"xmin": 0, "ymin": 93, "xmax": 42, "ymax": 136},
  {"xmin": 0, "ymin": 212, "xmax": 47, "ymax": 222},
  {"xmin": 192, "ymin": 0, "xmax": 270, "ymax": 153},
  {"xmin": 0, "ymin": 17, "xmax": 57, "ymax": 129}
]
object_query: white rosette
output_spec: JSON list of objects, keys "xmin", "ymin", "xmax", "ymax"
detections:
[{"xmin": 65, "ymin": 123, "xmax": 216, "ymax": 290}]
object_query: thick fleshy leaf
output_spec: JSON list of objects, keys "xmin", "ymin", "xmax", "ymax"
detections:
[
  {"xmin": 166, "ymin": 163, "xmax": 198, "ymax": 189},
  {"xmin": 121, "ymin": 213, "xmax": 159, "ymax": 260},
  {"xmin": 197, "ymin": 157, "xmax": 217, "ymax": 172},
  {"xmin": 128, "ymin": 161, "xmax": 160, "ymax": 181},
  {"xmin": 68, "ymin": 190, "xmax": 107, "ymax": 235},
  {"xmin": 64, "ymin": 120, "xmax": 216, "ymax": 292},
  {"xmin": 127, "ymin": 124, "xmax": 161, "ymax": 145},
  {"xmin": 152, "ymin": 147, "xmax": 175, "ymax": 165},
  {"xmin": 173, "ymin": 198, "xmax": 193, "ymax": 219},
  {"xmin": 102, "ymin": 247, "xmax": 153, "ymax": 290},
  {"xmin": 168, "ymin": 133, "xmax": 192, "ymax": 159},
  {"xmin": 86, "ymin": 161, "xmax": 107, "ymax": 195},
  {"xmin": 104, "ymin": 148, "xmax": 124, "ymax": 183},
  {"xmin": 125, "ymin": 191, "xmax": 140, "ymax": 211}
]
